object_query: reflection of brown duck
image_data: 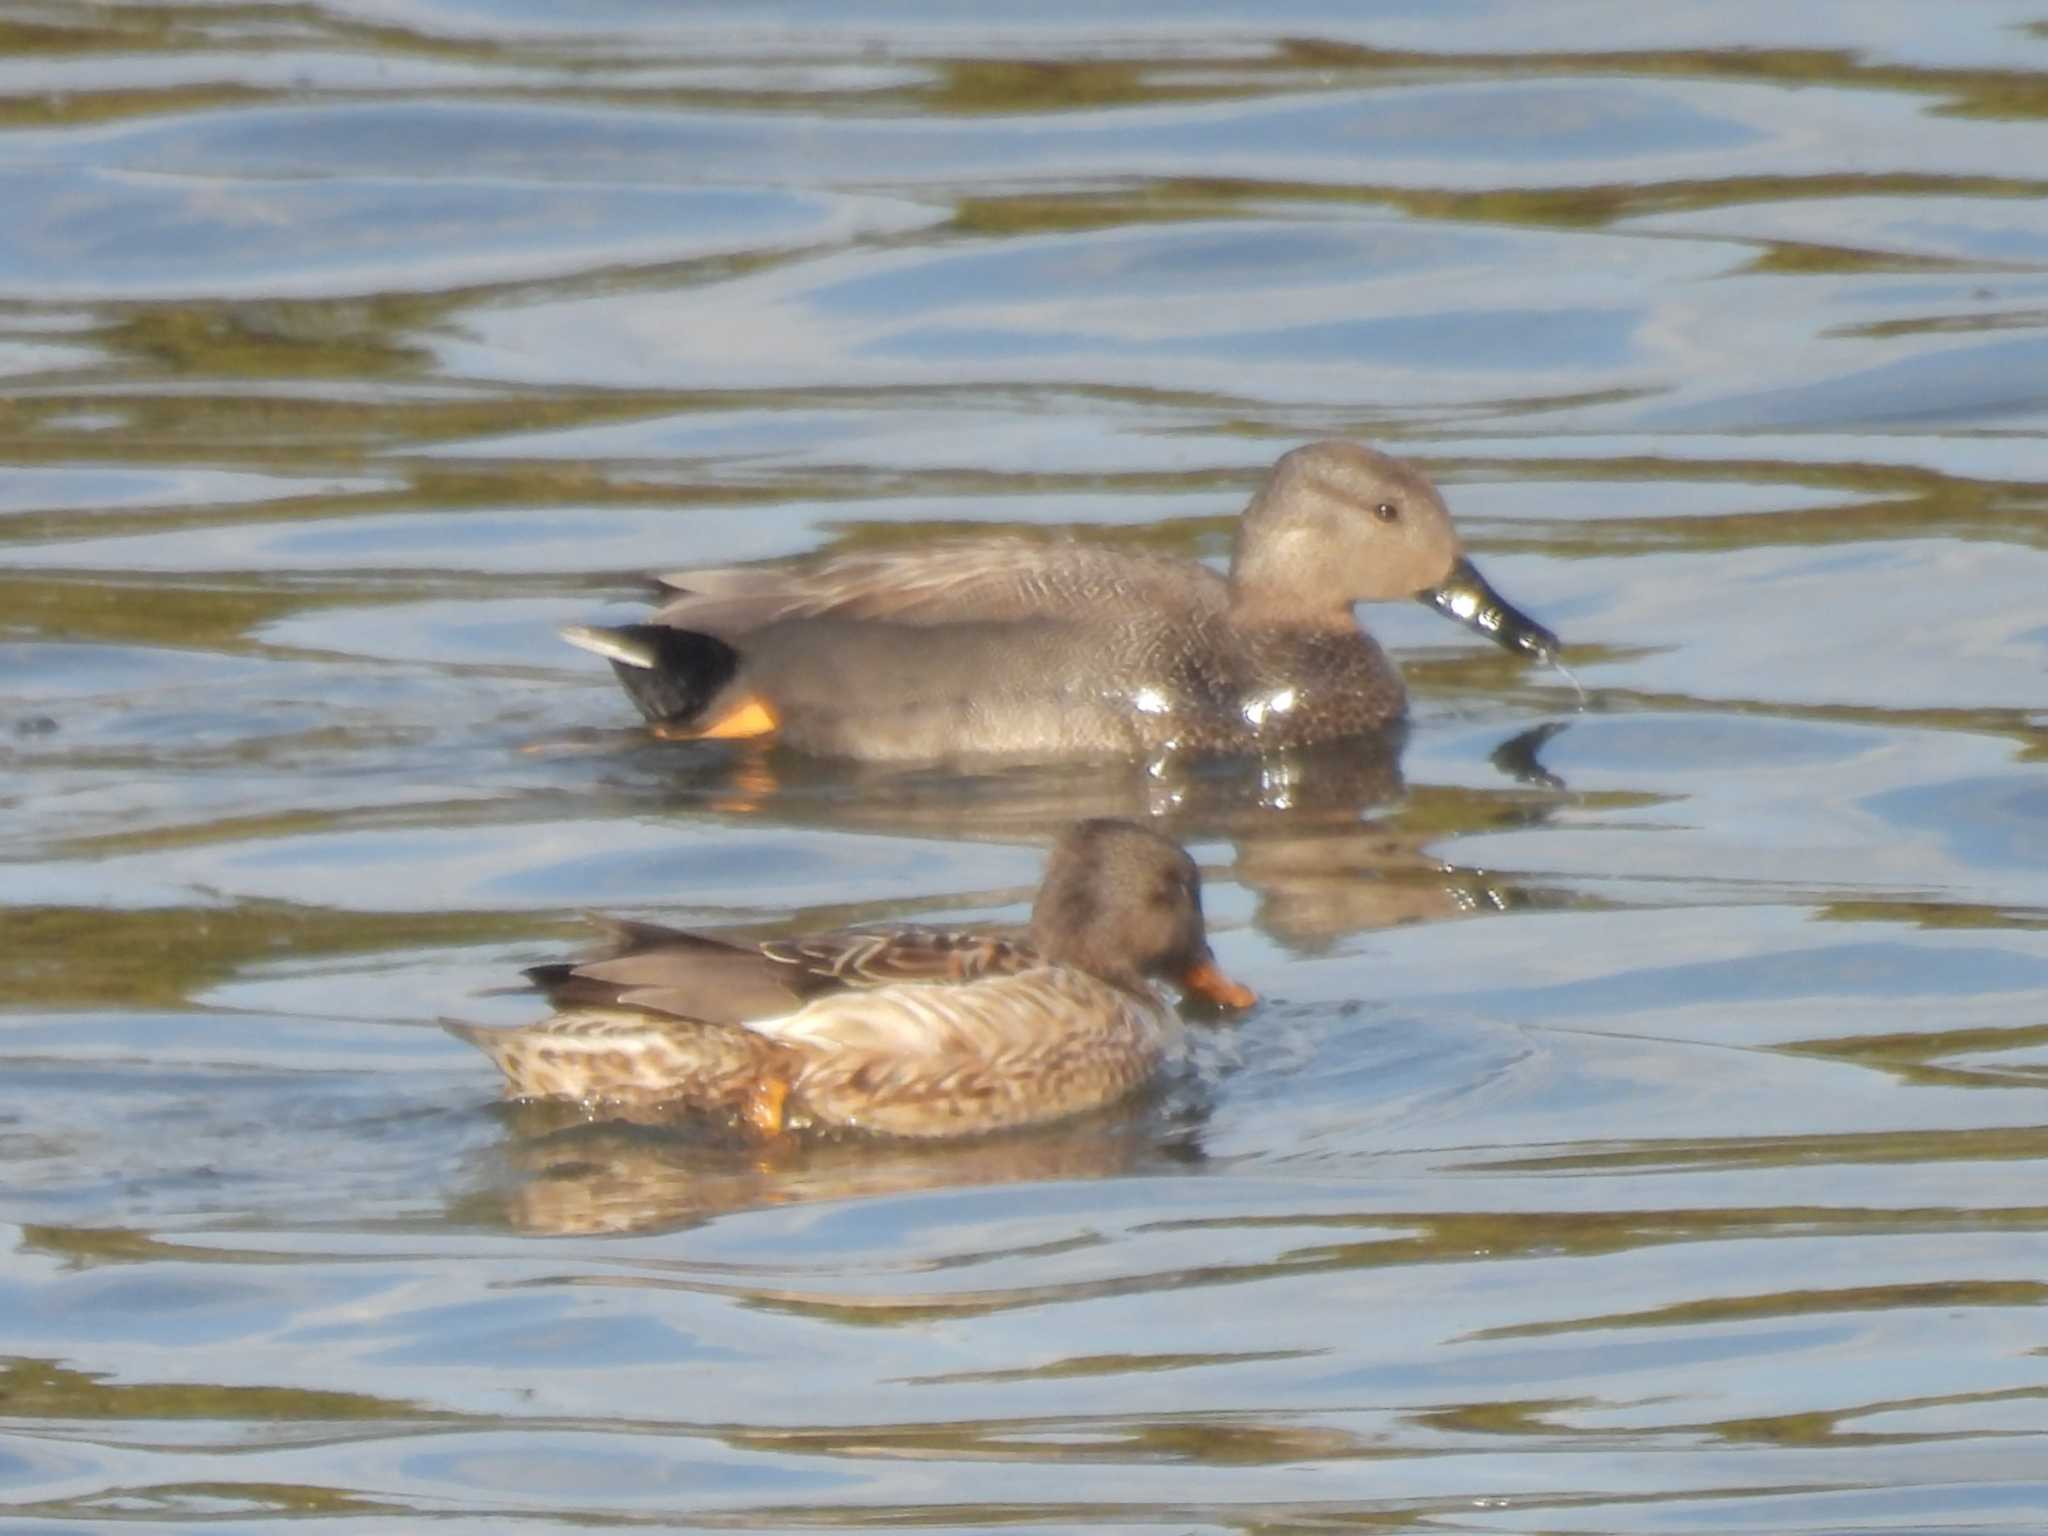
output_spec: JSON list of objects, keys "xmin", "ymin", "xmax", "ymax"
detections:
[
  {"xmin": 480, "ymin": 1109, "xmax": 1183, "ymax": 1237},
  {"xmin": 446, "ymin": 820, "xmax": 1252, "ymax": 1137},
  {"xmin": 565, "ymin": 441, "xmax": 1558, "ymax": 762}
]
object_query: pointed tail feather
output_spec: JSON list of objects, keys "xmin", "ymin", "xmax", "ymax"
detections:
[
  {"xmin": 441, "ymin": 1016, "xmax": 495, "ymax": 1048},
  {"xmin": 560, "ymin": 624, "xmax": 659, "ymax": 667},
  {"xmin": 441, "ymin": 1017, "xmax": 517, "ymax": 1082}
]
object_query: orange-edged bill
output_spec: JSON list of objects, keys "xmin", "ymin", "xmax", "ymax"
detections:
[{"xmin": 1180, "ymin": 957, "xmax": 1256, "ymax": 1009}]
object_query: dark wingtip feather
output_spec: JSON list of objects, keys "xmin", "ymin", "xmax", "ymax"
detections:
[{"xmin": 522, "ymin": 961, "xmax": 625, "ymax": 1010}]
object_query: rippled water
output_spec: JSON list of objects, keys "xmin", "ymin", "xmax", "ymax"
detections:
[{"xmin": 6, "ymin": 3, "xmax": 2048, "ymax": 1529}]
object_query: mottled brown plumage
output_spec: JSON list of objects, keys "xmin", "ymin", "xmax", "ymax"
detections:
[
  {"xmin": 446, "ymin": 820, "xmax": 1254, "ymax": 1138},
  {"xmin": 564, "ymin": 440, "xmax": 1559, "ymax": 762}
]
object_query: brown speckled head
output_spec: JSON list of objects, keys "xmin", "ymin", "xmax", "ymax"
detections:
[
  {"xmin": 1229, "ymin": 441, "xmax": 1466, "ymax": 624},
  {"xmin": 1030, "ymin": 819, "xmax": 1253, "ymax": 1006}
]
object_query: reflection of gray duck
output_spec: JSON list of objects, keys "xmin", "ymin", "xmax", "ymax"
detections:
[
  {"xmin": 565, "ymin": 440, "xmax": 1559, "ymax": 763},
  {"xmin": 446, "ymin": 820, "xmax": 1253, "ymax": 1138},
  {"xmin": 613, "ymin": 725, "xmax": 1569, "ymax": 952}
]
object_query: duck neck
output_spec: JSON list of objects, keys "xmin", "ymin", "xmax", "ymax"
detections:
[
  {"xmin": 1227, "ymin": 578, "xmax": 1357, "ymax": 632},
  {"xmin": 1030, "ymin": 922, "xmax": 1149, "ymax": 995},
  {"xmin": 1227, "ymin": 523, "xmax": 1360, "ymax": 629}
]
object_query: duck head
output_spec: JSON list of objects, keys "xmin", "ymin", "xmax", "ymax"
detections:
[
  {"xmin": 1229, "ymin": 440, "xmax": 1559, "ymax": 663},
  {"xmin": 1031, "ymin": 819, "xmax": 1255, "ymax": 1008}
]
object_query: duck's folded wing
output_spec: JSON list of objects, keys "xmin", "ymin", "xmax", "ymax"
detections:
[
  {"xmin": 524, "ymin": 921, "xmax": 1035, "ymax": 1025},
  {"xmin": 525, "ymin": 921, "xmax": 821, "ymax": 1026},
  {"xmin": 763, "ymin": 928, "xmax": 1036, "ymax": 989},
  {"xmin": 650, "ymin": 542, "xmax": 1227, "ymax": 635}
]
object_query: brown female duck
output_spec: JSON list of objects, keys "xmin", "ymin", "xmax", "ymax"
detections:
[
  {"xmin": 564, "ymin": 440, "xmax": 1559, "ymax": 763},
  {"xmin": 446, "ymin": 820, "xmax": 1254, "ymax": 1138}
]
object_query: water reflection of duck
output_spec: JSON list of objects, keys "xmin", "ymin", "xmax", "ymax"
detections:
[
  {"xmin": 564, "ymin": 441, "xmax": 1559, "ymax": 763},
  {"xmin": 604, "ymin": 724, "xmax": 1573, "ymax": 952},
  {"xmin": 446, "ymin": 820, "xmax": 1252, "ymax": 1137},
  {"xmin": 473, "ymin": 1107, "xmax": 1192, "ymax": 1238}
]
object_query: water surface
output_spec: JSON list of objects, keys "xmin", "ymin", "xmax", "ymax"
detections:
[{"xmin": 5, "ymin": 4, "xmax": 2048, "ymax": 1530}]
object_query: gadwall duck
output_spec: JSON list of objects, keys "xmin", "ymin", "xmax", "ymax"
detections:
[
  {"xmin": 446, "ymin": 819, "xmax": 1253, "ymax": 1138},
  {"xmin": 564, "ymin": 440, "xmax": 1558, "ymax": 763}
]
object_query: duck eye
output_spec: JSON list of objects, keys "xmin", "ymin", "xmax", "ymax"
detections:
[{"xmin": 1373, "ymin": 501, "xmax": 1399, "ymax": 523}]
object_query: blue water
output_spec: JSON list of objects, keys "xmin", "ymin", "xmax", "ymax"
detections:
[{"xmin": 4, "ymin": 3, "xmax": 2048, "ymax": 1528}]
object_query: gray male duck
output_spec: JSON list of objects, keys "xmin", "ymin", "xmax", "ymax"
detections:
[{"xmin": 564, "ymin": 440, "xmax": 1560, "ymax": 763}]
